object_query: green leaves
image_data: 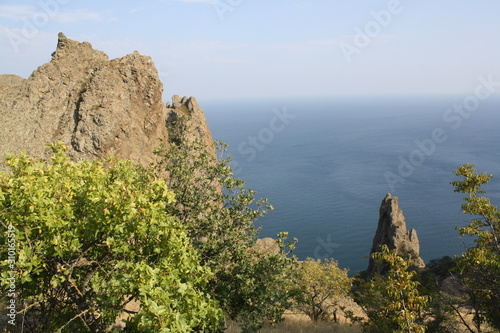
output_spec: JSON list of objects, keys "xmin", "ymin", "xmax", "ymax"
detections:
[
  {"xmin": 0, "ymin": 143, "xmax": 223, "ymax": 332},
  {"xmin": 451, "ymin": 164, "xmax": 500, "ymax": 330},
  {"xmin": 155, "ymin": 115, "xmax": 296, "ymax": 332},
  {"xmin": 451, "ymin": 163, "xmax": 493, "ymax": 196},
  {"xmin": 291, "ymin": 258, "xmax": 351, "ymax": 322},
  {"xmin": 358, "ymin": 246, "xmax": 429, "ymax": 333},
  {"xmin": 0, "ymin": 113, "xmax": 297, "ymax": 332}
]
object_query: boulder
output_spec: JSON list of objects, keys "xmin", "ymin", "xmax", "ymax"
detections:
[{"xmin": 253, "ymin": 237, "xmax": 280, "ymax": 255}]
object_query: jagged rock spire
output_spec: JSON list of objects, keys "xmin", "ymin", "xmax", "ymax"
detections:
[{"xmin": 367, "ymin": 194, "xmax": 425, "ymax": 275}]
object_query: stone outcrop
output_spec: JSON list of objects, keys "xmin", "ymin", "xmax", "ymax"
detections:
[
  {"xmin": 367, "ymin": 193, "xmax": 425, "ymax": 274},
  {"xmin": 0, "ymin": 74, "xmax": 25, "ymax": 89},
  {"xmin": 253, "ymin": 237, "xmax": 280, "ymax": 255},
  {"xmin": 166, "ymin": 95, "xmax": 214, "ymax": 152},
  {"xmin": 0, "ymin": 33, "xmax": 213, "ymax": 166}
]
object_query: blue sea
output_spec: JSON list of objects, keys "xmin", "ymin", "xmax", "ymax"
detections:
[{"xmin": 202, "ymin": 96, "xmax": 500, "ymax": 273}]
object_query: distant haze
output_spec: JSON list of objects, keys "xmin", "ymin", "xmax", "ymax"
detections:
[{"xmin": 1, "ymin": 1, "xmax": 500, "ymax": 101}]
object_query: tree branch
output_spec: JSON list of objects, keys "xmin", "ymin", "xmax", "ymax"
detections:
[{"xmin": 56, "ymin": 309, "xmax": 89, "ymax": 333}]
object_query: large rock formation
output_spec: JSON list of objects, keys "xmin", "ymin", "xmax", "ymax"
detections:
[
  {"xmin": 367, "ymin": 193, "xmax": 425, "ymax": 274},
  {"xmin": 0, "ymin": 32, "xmax": 213, "ymax": 165}
]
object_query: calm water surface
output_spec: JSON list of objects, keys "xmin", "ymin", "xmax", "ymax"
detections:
[{"xmin": 203, "ymin": 96, "xmax": 500, "ymax": 273}]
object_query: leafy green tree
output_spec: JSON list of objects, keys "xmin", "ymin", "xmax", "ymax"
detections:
[
  {"xmin": 451, "ymin": 164, "xmax": 500, "ymax": 332},
  {"xmin": 291, "ymin": 258, "xmax": 351, "ymax": 322},
  {"xmin": 357, "ymin": 245, "xmax": 430, "ymax": 333},
  {"xmin": 221, "ymin": 233, "xmax": 297, "ymax": 332},
  {"xmin": 155, "ymin": 114, "xmax": 297, "ymax": 332},
  {"xmin": 0, "ymin": 143, "xmax": 223, "ymax": 332}
]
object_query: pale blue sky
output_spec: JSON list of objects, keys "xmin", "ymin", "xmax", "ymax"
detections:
[{"xmin": 1, "ymin": 0, "xmax": 499, "ymax": 100}]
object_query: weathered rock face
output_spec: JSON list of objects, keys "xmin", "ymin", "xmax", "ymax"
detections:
[
  {"xmin": 166, "ymin": 95, "xmax": 214, "ymax": 152},
  {"xmin": 0, "ymin": 33, "xmax": 213, "ymax": 166},
  {"xmin": 367, "ymin": 193, "xmax": 425, "ymax": 274}
]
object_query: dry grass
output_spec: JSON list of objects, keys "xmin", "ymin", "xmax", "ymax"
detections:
[{"xmin": 225, "ymin": 313, "xmax": 362, "ymax": 333}]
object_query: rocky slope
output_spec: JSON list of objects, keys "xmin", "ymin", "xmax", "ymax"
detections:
[
  {"xmin": 367, "ymin": 193, "xmax": 425, "ymax": 274},
  {"xmin": 0, "ymin": 33, "xmax": 213, "ymax": 166}
]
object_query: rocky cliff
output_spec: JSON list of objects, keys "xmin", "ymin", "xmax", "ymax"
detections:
[
  {"xmin": 367, "ymin": 193, "xmax": 425, "ymax": 274},
  {"xmin": 0, "ymin": 33, "xmax": 213, "ymax": 165}
]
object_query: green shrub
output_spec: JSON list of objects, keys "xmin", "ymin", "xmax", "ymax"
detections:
[{"xmin": 0, "ymin": 143, "xmax": 223, "ymax": 332}]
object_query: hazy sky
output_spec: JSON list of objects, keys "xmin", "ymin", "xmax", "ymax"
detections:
[{"xmin": 1, "ymin": 0, "xmax": 499, "ymax": 100}]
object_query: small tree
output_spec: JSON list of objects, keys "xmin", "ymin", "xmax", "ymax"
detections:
[
  {"xmin": 451, "ymin": 164, "xmax": 500, "ymax": 332},
  {"xmin": 223, "ymin": 233, "xmax": 297, "ymax": 333},
  {"xmin": 155, "ymin": 114, "xmax": 297, "ymax": 332},
  {"xmin": 292, "ymin": 258, "xmax": 351, "ymax": 322},
  {"xmin": 0, "ymin": 143, "xmax": 223, "ymax": 332},
  {"xmin": 358, "ymin": 245, "xmax": 429, "ymax": 333}
]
